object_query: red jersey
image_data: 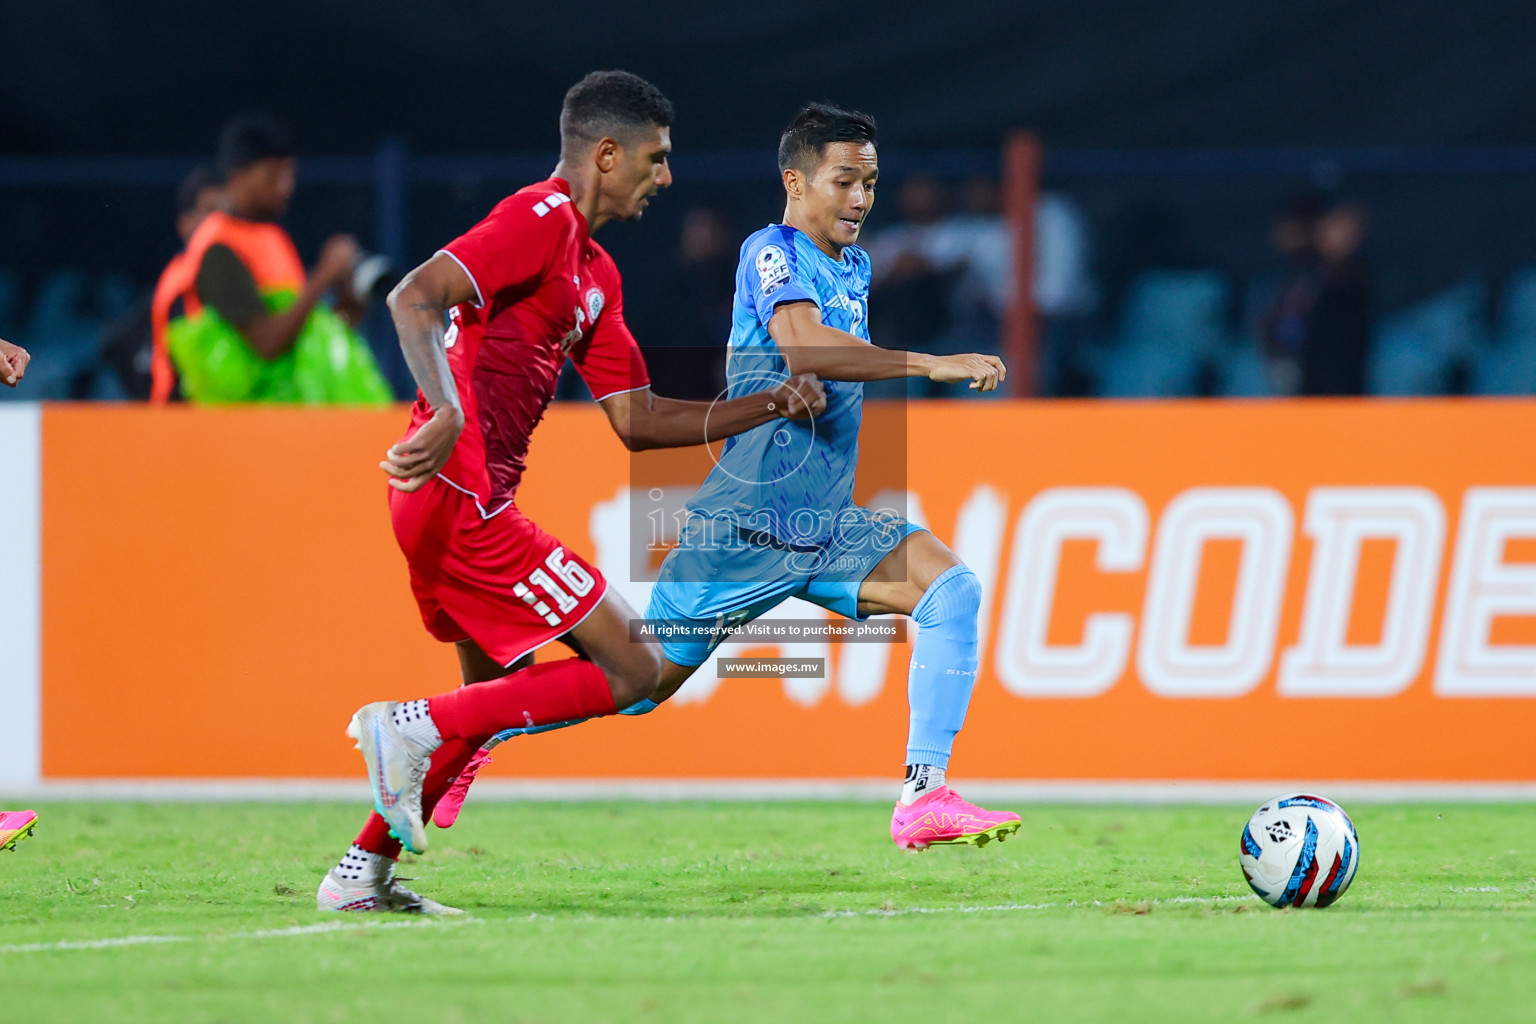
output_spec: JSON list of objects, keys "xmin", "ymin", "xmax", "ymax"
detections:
[{"xmin": 407, "ymin": 177, "xmax": 650, "ymax": 515}]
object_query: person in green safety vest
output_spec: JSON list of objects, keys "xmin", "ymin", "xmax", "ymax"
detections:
[{"xmin": 168, "ymin": 113, "xmax": 392, "ymax": 405}]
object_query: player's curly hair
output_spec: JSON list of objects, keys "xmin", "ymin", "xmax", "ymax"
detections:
[
  {"xmin": 777, "ymin": 102, "xmax": 878, "ymax": 174},
  {"xmin": 560, "ymin": 70, "xmax": 675, "ymax": 156}
]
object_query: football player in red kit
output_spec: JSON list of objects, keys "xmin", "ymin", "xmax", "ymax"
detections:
[{"xmin": 318, "ymin": 70, "xmax": 825, "ymax": 913}]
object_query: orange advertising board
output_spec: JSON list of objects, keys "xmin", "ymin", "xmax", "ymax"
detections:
[{"xmin": 38, "ymin": 401, "xmax": 1536, "ymax": 781}]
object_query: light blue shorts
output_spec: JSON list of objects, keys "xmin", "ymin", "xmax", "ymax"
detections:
[{"xmin": 643, "ymin": 505, "xmax": 924, "ymax": 667}]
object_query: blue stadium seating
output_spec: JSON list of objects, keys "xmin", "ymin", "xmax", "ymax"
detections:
[
  {"xmin": 1370, "ymin": 279, "xmax": 1485, "ymax": 395},
  {"xmin": 1471, "ymin": 268, "xmax": 1536, "ymax": 395},
  {"xmin": 1, "ymin": 270, "xmax": 135, "ymax": 400},
  {"xmin": 2, "ymin": 262, "xmax": 1534, "ymax": 401},
  {"xmin": 1214, "ymin": 345, "xmax": 1276, "ymax": 397},
  {"xmin": 1099, "ymin": 270, "xmax": 1229, "ymax": 397}
]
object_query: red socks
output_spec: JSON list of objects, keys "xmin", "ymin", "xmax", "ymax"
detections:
[
  {"xmin": 354, "ymin": 814, "xmax": 404, "ymax": 859},
  {"xmin": 427, "ymin": 658, "xmax": 616, "ymax": 741},
  {"xmin": 351, "ymin": 658, "xmax": 618, "ymax": 859},
  {"xmin": 353, "ymin": 736, "xmax": 484, "ymax": 858}
]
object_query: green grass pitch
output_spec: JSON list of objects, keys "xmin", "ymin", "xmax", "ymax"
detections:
[{"xmin": 1, "ymin": 801, "xmax": 1533, "ymax": 1023}]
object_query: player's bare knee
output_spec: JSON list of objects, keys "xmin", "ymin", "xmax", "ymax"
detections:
[
  {"xmin": 608, "ymin": 671, "xmax": 653, "ymax": 709},
  {"xmin": 604, "ymin": 645, "xmax": 661, "ymax": 708},
  {"xmin": 649, "ymin": 659, "xmax": 696, "ymax": 703}
]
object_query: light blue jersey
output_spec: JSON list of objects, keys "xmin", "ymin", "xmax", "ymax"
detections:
[
  {"xmin": 492, "ymin": 211, "xmax": 989, "ymax": 777},
  {"xmin": 686, "ymin": 223, "xmax": 872, "ymax": 547},
  {"xmin": 645, "ymin": 223, "xmax": 922, "ymax": 667}
]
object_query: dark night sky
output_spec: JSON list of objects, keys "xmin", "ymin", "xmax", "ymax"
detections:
[{"xmin": 5, "ymin": 1, "xmax": 1536, "ymax": 156}]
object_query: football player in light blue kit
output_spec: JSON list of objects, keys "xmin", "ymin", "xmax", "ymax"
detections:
[
  {"xmin": 438, "ymin": 103, "xmax": 1017, "ymax": 850},
  {"xmin": 642, "ymin": 103, "xmax": 1019, "ymax": 849}
]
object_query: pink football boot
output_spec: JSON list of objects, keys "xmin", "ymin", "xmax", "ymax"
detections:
[
  {"xmin": 890, "ymin": 787, "xmax": 1021, "ymax": 850},
  {"xmin": 431, "ymin": 749, "xmax": 494, "ymax": 829},
  {"xmin": 0, "ymin": 810, "xmax": 38, "ymax": 852}
]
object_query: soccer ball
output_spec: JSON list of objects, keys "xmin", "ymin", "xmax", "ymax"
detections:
[{"xmin": 1239, "ymin": 793, "xmax": 1360, "ymax": 908}]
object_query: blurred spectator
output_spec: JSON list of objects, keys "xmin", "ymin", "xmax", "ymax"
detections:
[
  {"xmin": 865, "ymin": 175, "xmax": 962, "ymax": 396},
  {"xmin": 633, "ymin": 205, "xmax": 736, "ymax": 400},
  {"xmin": 1261, "ymin": 194, "xmax": 1372, "ymax": 396},
  {"xmin": 1260, "ymin": 193, "xmax": 1323, "ymax": 394},
  {"xmin": 867, "ymin": 175, "xmax": 1100, "ymax": 397},
  {"xmin": 95, "ymin": 163, "xmax": 226, "ymax": 402},
  {"xmin": 928, "ymin": 177, "xmax": 1010, "ymax": 354},
  {"xmin": 1307, "ymin": 203, "xmax": 1372, "ymax": 395},
  {"xmin": 166, "ymin": 114, "xmax": 390, "ymax": 404},
  {"xmin": 925, "ymin": 176, "xmax": 1100, "ymax": 396},
  {"xmin": 1031, "ymin": 188, "xmax": 1101, "ymax": 396}
]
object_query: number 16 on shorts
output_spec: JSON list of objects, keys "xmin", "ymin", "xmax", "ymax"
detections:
[{"xmin": 514, "ymin": 547, "xmax": 596, "ymax": 626}]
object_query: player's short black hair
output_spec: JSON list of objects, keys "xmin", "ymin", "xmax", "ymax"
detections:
[
  {"xmin": 560, "ymin": 70, "xmax": 675, "ymax": 156},
  {"xmin": 176, "ymin": 163, "xmax": 224, "ymax": 216},
  {"xmin": 217, "ymin": 113, "xmax": 294, "ymax": 174},
  {"xmin": 777, "ymin": 102, "xmax": 878, "ymax": 174}
]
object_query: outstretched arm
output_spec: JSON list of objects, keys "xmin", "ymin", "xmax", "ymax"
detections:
[
  {"xmin": 379, "ymin": 253, "xmax": 478, "ymax": 491},
  {"xmin": 767, "ymin": 301, "xmax": 1005, "ymax": 391},
  {"xmin": 597, "ymin": 374, "xmax": 826, "ymax": 452},
  {"xmin": 199, "ymin": 236, "xmax": 358, "ymax": 360}
]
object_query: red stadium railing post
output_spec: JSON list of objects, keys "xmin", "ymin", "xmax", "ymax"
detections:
[{"xmin": 1002, "ymin": 131, "xmax": 1041, "ymax": 398}]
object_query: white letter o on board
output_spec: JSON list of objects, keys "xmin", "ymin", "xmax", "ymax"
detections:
[{"xmin": 1138, "ymin": 488, "xmax": 1293, "ymax": 698}]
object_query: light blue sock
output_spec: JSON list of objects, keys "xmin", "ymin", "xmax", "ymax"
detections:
[
  {"xmin": 489, "ymin": 698, "xmax": 660, "ymax": 746},
  {"xmin": 904, "ymin": 564, "xmax": 982, "ymax": 768}
]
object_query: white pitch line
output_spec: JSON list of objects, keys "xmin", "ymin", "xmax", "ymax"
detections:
[
  {"xmin": 0, "ymin": 894, "xmax": 1268, "ymax": 954},
  {"xmin": 2, "ymin": 933, "xmax": 190, "ymax": 952},
  {"xmin": 0, "ymin": 916, "xmax": 475, "ymax": 955}
]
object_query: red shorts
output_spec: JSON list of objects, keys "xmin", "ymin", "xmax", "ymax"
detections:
[{"xmin": 389, "ymin": 478, "xmax": 608, "ymax": 667}]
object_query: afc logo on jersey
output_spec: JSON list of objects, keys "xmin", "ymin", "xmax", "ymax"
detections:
[{"xmin": 756, "ymin": 245, "xmax": 791, "ymax": 296}]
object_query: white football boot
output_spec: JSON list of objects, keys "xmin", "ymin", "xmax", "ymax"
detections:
[
  {"xmin": 316, "ymin": 852, "xmax": 462, "ymax": 915},
  {"xmin": 348, "ymin": 701, "xmax": 434, "ymax": 855}
]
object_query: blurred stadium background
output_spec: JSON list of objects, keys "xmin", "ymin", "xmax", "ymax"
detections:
[
  {"xmin": 6, "ymin": 6, "xmax": 1536, "ymax": 1021},
  {"xmin": 5, "ymin": 0, "xmax": 1536, "ymax": 790},
  {"xmin": 9, "ymin": 1, "xmax": 1536, "ymax": 401},
  {"xmin": 2, "ymin": 0, "xmax": 1533, "ymax": 797}
]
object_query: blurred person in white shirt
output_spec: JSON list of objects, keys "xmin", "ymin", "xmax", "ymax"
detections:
[
  {"xmin": 864, "ymin": 175, "xmax": 959, "ymax": 397},
  {"xmin": 867, "ymin": 174, "xmax": 1099, "ymax": 397}
]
